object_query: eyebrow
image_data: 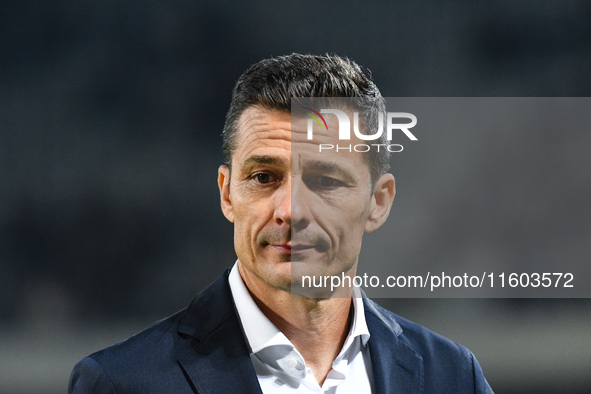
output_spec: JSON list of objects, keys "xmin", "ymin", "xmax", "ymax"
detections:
[
  {"xmin": 306, "ymin": 160, "xmax": 339, "ymax": 173},
  {"xmin": 242, "ymin": 155, "xmax": 287, "ymax": 167}
]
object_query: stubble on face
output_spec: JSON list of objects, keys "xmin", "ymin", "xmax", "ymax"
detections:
[
  {"xmin": 227, "ymin": 106, "xmax": 376, "ymax": 297},
  {"xmin": 229, "ymin": 107, "xmax": 295, "ymax": 293}
]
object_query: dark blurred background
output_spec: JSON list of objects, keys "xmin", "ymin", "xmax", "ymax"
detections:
[{"xmin": 1, "ymin": 1, "xmax": 591, "ymax": 393}]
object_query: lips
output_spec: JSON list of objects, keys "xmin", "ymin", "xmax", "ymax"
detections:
[
  {"xmin": 269, "ymin": 243, "xmax": 290, "ymax": 254},
  {"xmin": 259, "ymin": 229, "xmax": 329, "ymax": 254},
  {"xmin": 270, "ymin": 242, "xmax": 316, "ymax": 254},
  {"xmin": 290, "ymin": 244, "xmax": 315, "ymax": 252}
]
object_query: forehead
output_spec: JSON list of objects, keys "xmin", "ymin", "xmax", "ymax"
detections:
[
  {"xmin": 233, "ymin": 106, "xmax": 371, "ymax": 176},
  {"xmin": 231, "ymin": 106, "xmax": 291, "ymax": 169},
  {"xmin": 234, "ymin": 106, "xmax": 292, "ymax": 149}
]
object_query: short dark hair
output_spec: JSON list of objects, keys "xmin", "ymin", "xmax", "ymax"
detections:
[{"xmin": 222, "ymin": 53, "xmax": 389, "ymax": 183}]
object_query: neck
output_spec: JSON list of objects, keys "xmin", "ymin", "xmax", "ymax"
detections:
[{"xmin": 237, "ymin": 261, "xmax": 354, "ymax": 385}]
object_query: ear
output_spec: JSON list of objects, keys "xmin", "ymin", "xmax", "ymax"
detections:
[
  {"xmin": 218, "ymin": 165, "xmax": 234, "ymax": 223},
  {"xmin": 364, "ymin": 173, "xmax": 395, "ymax": 233}
]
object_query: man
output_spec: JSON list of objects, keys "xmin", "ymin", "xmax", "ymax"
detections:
[{"xmin": 69, "ymin": 54, "xmax": 493, "ymax": 393}]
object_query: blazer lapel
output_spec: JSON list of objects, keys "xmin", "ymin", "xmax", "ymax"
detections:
[
  {"xmin": 364, "ymin": 299, "xmax": 424, "ymax": 394},
  {"xmin": 176, "ymin": 270, "xmax": 263, "ymax": 394}
]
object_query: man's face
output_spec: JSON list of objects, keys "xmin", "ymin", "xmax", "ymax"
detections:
[{"xmin": 218, "ymin": 106, "xmax": 393, "ymax": 295}]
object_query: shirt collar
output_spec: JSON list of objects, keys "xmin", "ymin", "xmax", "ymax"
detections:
[
  {"xmin": 228, "ymin": 262, "xmax": 370, "ymax": 356},
  {"xmin": 345, "ymin": 286, "xmax": 371, "ymax": 348}
]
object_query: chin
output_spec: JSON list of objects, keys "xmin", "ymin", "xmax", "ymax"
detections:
[
  {"xmin": 266, "ymin": 275, "xmax": 292, "ymax": 292},
  {"xmin": 257, "ymin": 262, "xmax": 292, "ymax": 290}
]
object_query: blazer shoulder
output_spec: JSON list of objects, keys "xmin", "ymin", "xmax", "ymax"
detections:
[
  {"xmin": 69, "ymin": 356, "xmax": 118, "ymax": 394},
  {"xmin": 92, "ymin": 307, "xmax": 187, "ymax": 362},
  {"xmin": 69, "ymin": 308, "xmax": 196, "ymax": 394},
  {"xmin": 68, "ymin": 270, "xmax": 239, "ymax": 393},
  {"xmin": 365, "ymin": 298, "xmax": 471, "ymax": 359},
  {"xmin": 364, "ymin": 298, "xmax": 494, "ymax": 393}
]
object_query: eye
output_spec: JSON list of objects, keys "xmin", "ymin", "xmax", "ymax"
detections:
[
  {"xmin": 318, "ymin": 176, "xmax": 336, "ymax": 187},
  {"xmin": 253, "ymin": 172, "xmax": 276, "ymax": 184},
  {"xmin": 302, "ymin": 174, "xmax": 345, "ymax": 191}
]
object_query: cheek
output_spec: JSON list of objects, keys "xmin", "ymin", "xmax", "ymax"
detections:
[
  {"xmin": 233, "ymin": 221, "xmax": 256, "ymax": 265},
  {"xmin": 326, "ymin": 209, "xmax": 369, "ymax": 253},
  {"xmin": 338, "ymin": 226, "xmax": 364, "ymax": 252},
  {"xmin": 232, "ymin": 207, "xmax": 264, "ymax": 249},
  {"xmin": 324, "ymin": 202, "xmax": 370, "ymax": 233}
]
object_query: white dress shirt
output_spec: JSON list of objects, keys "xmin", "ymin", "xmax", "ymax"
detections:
[{"xmin": 228, "ymin": 263, "xmax": 374, "ymax": 394}]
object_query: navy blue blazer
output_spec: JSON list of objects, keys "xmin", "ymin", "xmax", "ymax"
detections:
[{"xmin": 69, "ymin": 270, "xmax": 493, "ymax": 393}]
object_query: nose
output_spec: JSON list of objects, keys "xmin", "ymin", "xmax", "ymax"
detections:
[{"xmin": 273, "ymin": 176, "xmax": 309, "ymax": 231}]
